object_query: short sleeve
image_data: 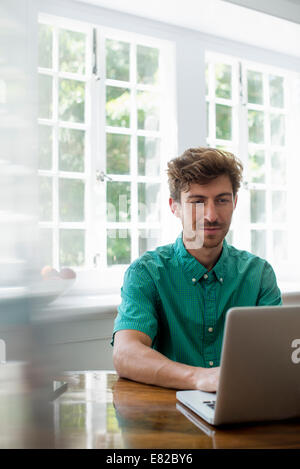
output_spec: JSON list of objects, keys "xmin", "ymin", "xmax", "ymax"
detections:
[
  {"xmin": 111, "ymin": 262, "xmax": 159, "ymax": 346},
  {"xmin": 257, "ymin": 261, "xmax": 282, "ymax": 306}
]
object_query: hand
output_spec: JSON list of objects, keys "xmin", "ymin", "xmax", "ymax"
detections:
[{"xmin": 194, "ymin": 366, "xmax": 220, "ymax": 392}]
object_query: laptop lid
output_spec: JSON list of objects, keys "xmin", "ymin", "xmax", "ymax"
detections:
[{"xmin": 213, "ymin": 305, "xmax": 300, "ymax": 425}]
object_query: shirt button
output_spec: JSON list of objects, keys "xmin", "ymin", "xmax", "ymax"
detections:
[
  {"xmin": 208, "ymin": 327, "xmax": 213, "ymax": 333},
  {"xmin": 219, "ymin": 277, "xmax": 223, "ymax": 283},
  {"xmin": 192, "ymin": 278, "xmax": 197, "ymax": 283},
  {"xmin": 203, "ymin": 274, "xmax": 208, "ymax": 279},
  {"xmin": 209, "ymin": 361, "xmax": 214, "ymax": 366}
]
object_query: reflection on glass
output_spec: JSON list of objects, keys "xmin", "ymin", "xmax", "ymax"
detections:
[
  {"xmin": 137, "ymin": 91, "xmax": 160, "ymax": 131},
  {"xmin": 251, "ymin": 230, "xmax": 266, "ymax": 258},
  {"xmin": 138, "ymin": 137, "xmax": 160, "ymax": 177},
  {"xmin": 247, "ymin": 70, "xmax": 263, "ymax": 105},
  {"xmin": 216, "ymin": 104, "xmax": 232, "ymax": 140},
  {"xmin": 250, "ymin": 190, "xmax": 266, "ymax": 223},
  {"xmin": 39, "ymin": 176, "xmax": 52, "ymax": 221},
  {"xmin": 269, "ymin": 75, "xmax": 284, "ymax": 108},
  {"xmin": 60, "ymin": 229, "xmax": 85, "ymax": 266},
  {"xmin": 59, "ymin": 29, "xmax": 86, "ymax": 74},
  {"xmin": 59, "ymin": 79, "xmax": 85, "ymax": 123},
  {"xmin": 106, "ymin": 133, "xmax": 130, "ymax": 175},
  {"xmin": 248, "ymin": 149, "xmax": 265, "ymax": 183},
  {"xmin": 38, "ymin": 74, "xmax": 52, "ymax": 119},
  {"xmin": 38, "ymin": 228, "xmax": 52, "ymax": 267},
  {"xmin": 107, "ymin": 229, "xmax": 131, "ymax": 265},
  {"xmin": 138, "ymin": 183, "xmax": 160, "ymax": 223},
  {"xmin": 272, "ymin": 191, "xmax": 287, "ymax": 223},
  {"xmin": 139, "ymin": 229, "xmax": 160, "ymax": 256},
  {"xmin": 106, "ymin": 39, "xmax": 130, "ymax": 82},
  {"xmin": 38, "ymin": 24, "xmax": 53, "ymax": 69},
  {"xmin": 248, "ymin": 110, "xmax": 264, "ymax": 143},
  {"xmin": 59, "ymin": 178, "xmax": 85, "ymax": 222},
  {"xmin": 107, "ymin": 182, "xmax": 131, "ymax": 222},
  {"xmin": 106, "ymin": 86, "xmax": 130, "ymax": 128},
  {"xmin": 215, "ymin": 63, "xmax": 231, "ymax": 99},
  {"xmin": 59, "ymin": 128, "xmax": 85, "ymax": 172},
  {"xmin": 137, "ymin": 45, "xmax": 159, "ymax": 85},
  {"xmin": 38, "ymin": 125, "xmax": 52, "ymax": 170},
  {"xmin": 273, "ymin": 230, "xmax": 287, "ymax": 262},
  {"xmin": 271, "ymin": 152, "xmax": 286, "ymax": 185},
  {"xmin": 270, "ymin": 114, "xmax": 285, "ymax": 146},
  {"xmin": 59, "ymin": 403, "xmax": 86, "ymax": 429}
]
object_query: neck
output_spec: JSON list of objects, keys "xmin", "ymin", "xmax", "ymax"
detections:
[{"xmin": 184, "ymin": 238, "xmax": 224, "ymax": 271}]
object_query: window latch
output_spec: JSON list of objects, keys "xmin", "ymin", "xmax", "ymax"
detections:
[{"xmin": 96, "ymin": 170, "xmax": 112, "ymax": 183}]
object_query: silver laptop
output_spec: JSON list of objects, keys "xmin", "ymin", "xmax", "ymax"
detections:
[{"xmin": 176, "ymin": 305, "xmax": 300, "ymax": 426}]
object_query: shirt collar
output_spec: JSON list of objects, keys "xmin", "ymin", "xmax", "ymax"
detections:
[{"xmin": 174, "ymin": 233, "xmax": 228, "ymax": 285}]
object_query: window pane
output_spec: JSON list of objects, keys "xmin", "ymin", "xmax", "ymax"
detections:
[
  {"xmin": 273, "ymin": 230, "xmax": 287, "ymax": 262},
  {"xmin": 106, "ymin": 39, "xmax": 130, "ymax": 82},
  {"xmin": 39, "ymin": 176, "xmax": 52, "ymax": 221},
  {"xmin": 271, "ymin": 152, "xmax": 286, "ymax": 185},
  {"xmin": 215, "ymin": 64, "xmax": 231, "ymax": 99},
  {"xmin": 272, "ymin": 191, "xmax": 287, "ymax": 223},
  {"xmin": 106, "ymin": 86, "xmax": 130, "ymax": 128},
  {"xmin": 106, "ymin": 133, "xmax": 130, "ymax": 175},
  {"xmin": 38, "ymin": 229, "xmax": 53, "ymax": 267},
  {"xmin": 250, "ymin": 190, "xmax": 266, "ymax": 223},
  {"xmin": 59, "ymin": 128, "xmax": 85, "ymax": 172},
  {"xmin": 269, "ymin": 75, "xmax": 284, "ymax": 108},
  {"xmin": 225, "ymin": 230, "xmax": 233, "ymax": 245},
  {"xmin": 59, "ymin": 79, "xmax": 85, "ymax": 123},
  {"xmin": 59, "ymin": 179, "xmax": 85, "ymax": 222},
  {"xmin": 206, "ymin": 101, "xmax": 209, "ymax": 139},
  {"xmin": 38, "ymin": 74, "xmax": 52, "ymax": 119},
  {"xmin": 205, "ymin": 64, "xmax": 209, "ymax": 97},
  {"xmin": 38, "ymin": 125, "xmax": 52, "ymax": 170},
  {"xmin": 107, "ymin": 229, "xmax": 131, "ymax": 265},
  {"xmin": 251, "ymin": 230, "xmax": 266, "ymax": 258},
  {"xmin": 60, "ymin": 229, "xmax": 85, "ymax": 266},
  {"xmin": 139, "ymin": 229, "xmax": 160, "ymax": 256},
  {"xmin": 137, "ymin": 91, "xmax": 160, "ymax": 131},
  {"xmin": 38, "ymin": 24, "xmax": 53, "ymax": 69},
  {"xmin": 270, "ymin": 114, "xmax": 285, "ymax": 146},
  {"xmin": 137, "ymin": 45, "xmax": 159, "ymax": 85},
  {"xmin": 138, "ymin": 137, "xmax": 160, "ymax": 177},
  {"xmin": 59, "ymin": 29, "xmax": 86, "ymax": 74},
  {"xmin": 247, "ymin": 70, "xmax": 263, "ymax": 105},
  {"xmin": 138, "ymin": 183, "xmax": 160, "ymax": 223},
  {"xmin": 248, "ymin": 149, "xmax": 265, "ymax": 183},
  {"xmin": 107, "ymin": 182, "xmax": 131, "ymax": 222},
  {"xmin": 248, "ymin": 110, "xmax": 264, "ymax": 143},
  {"xmin": 216, "ymin": 104, "xmax": 232, "ymax": 140}
]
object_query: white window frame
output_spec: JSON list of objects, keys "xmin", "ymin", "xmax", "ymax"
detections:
[
  {"xmin": 38, "ymin": 13, "xmax": 177, "ymax": 293},
  {"xmin": 205, "ymin": 51, "xmax": 300, "ymax": 288}
]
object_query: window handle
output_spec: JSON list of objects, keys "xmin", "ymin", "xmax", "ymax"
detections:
[
  {"xmin": 93, "ymin": 253, "xmax": 101, "ymax": 268},
  {"xmin": 96, "ymin": 170, "xmax": 112, "ymax": 183}
]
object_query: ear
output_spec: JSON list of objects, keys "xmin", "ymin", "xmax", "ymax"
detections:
[
  {"xmin": 233, "ymin": 194, "xmax": 238, "ymax": 209},
  {"xmin": 169, "ymin": 198, "xmax": 181, "ymax": 218}
]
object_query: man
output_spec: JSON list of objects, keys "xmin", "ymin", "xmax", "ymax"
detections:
[{"xmin": 111, "ymin": 147, "xmax": 282, "ymax": 392}]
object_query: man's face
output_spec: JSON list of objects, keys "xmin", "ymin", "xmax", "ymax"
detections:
[{"xmin": 170, "ymin": 175, "xmax": 237, "ymax": 249}]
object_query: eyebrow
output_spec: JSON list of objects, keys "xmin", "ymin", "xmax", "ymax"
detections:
[{"xmin": 186, "ymin": 192, "xmax": 233, "ymax": 200}]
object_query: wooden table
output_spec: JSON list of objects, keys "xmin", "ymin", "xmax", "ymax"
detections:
[{"xmin": 52, "ymin": 370, "xmax": 300, "ymax": 449}]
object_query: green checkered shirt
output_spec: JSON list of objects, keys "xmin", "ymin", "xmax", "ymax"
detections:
[{"xmin": 112, "ymin": 234, "xmax": 282, "ymax": 368}]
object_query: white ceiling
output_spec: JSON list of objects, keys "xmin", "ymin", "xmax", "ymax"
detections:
[{"xmin": 71, "ymin": 0, "xmax": 300, "ymax": 58}]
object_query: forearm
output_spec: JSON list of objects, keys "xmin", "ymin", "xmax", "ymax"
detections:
[{"xmin": 113, "ymin": 340, "xmax": 199, "ymax": 390}]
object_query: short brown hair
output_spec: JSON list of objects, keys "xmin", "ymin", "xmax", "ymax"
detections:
[{"xmin": 167, "ymin": 147, "xmax": 243, "ymax": 202}]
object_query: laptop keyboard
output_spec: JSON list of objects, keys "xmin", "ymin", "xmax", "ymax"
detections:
[{"xmin": 203, "ymin": 400, "xmax": 216, "ymax": 410}]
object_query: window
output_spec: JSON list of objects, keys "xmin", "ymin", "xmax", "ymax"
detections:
[
  {"xmin": 206, "ymin": 52, "xmax": 297, "ymax": 279},
  {"xmin": 37, "ymin": 15, "xmax": 175, "ymax": 287}
]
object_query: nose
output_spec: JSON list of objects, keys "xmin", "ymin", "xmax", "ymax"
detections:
[{"xmin": 204, "ymin": 201, "xmax": 218, "ymax": 223}]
